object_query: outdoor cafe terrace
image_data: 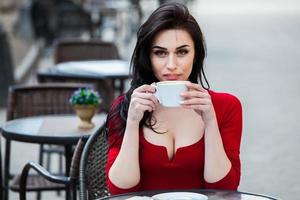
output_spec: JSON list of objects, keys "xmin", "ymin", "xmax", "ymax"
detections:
[{"xmin": 1, "ymin": 0, "xmax": 300, "ymax": 199}]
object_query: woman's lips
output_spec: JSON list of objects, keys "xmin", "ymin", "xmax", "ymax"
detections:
[{"xmin": 163, "ymin": 74, "xmax": 180, "ymax": 80}]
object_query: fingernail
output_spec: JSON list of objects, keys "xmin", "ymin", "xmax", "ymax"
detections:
[{"xmin": 179, "ymin": 101, "xmax": 184, "ymax": 104}]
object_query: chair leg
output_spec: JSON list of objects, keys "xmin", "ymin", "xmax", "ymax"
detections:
[
  {"xmin": 71, "ymin": 182, "xmax": 77, "ymax": 200},
  {"xmin": 4, "ymin": 139, "xmax": 11, "ymax": 200},
  {"xmin": 59, "ymin": 153, "xmax": 63, "ymax": 175},
  {"xmin": 46, "ymin": 149, "xmax": 51, "ymax": 170},
  {"xmin": 56, "ymin": 152, "xmax": 63, "ymax": 196},
  {"xmin": 0, "ymin": 138, "xmax": 3, "ymax": 200},
  {"xmin": 37, "ymin": 192, "xmax": 41, "ymax": 200},
  {"xmin": 39, "ymin": 145, "xmax": 67, "ymax": 198},
  {"xmin": 38, "ymin": 144, "xmax": 44, "ymax": 165},
  {"xmin": 37, "ymin": 145, "xmax": 44, "ymax": 200}
]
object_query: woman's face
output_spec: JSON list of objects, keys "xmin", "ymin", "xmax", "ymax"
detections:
[{"xmin": 150, "ymin": 29, "xmax": 195, "ymax": 81}]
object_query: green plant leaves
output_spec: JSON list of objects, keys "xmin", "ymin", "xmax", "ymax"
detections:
[{"xmin": 70, "ymin": 88, "xmax": 102, "ymax": 106}]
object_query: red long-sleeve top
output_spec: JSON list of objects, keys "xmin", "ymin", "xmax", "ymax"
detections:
[{"xmin": 105, "ymin": 90, "xmax": 243, "ymax": 195}]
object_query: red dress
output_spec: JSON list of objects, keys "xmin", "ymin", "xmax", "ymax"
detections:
[{"xmin": 105, "ymin": 90, "xmax": 243, "ymax": 195}]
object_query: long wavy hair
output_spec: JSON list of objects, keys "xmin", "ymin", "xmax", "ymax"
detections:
[{"xmin": 108, "ymin": 3, "xmax": 209, "ymax": 136}]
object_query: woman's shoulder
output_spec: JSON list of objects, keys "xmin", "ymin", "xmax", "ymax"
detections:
[
  {"xmin": 208, "ymin": 90, "xmax": 241, "ymax": 106},
  {"xmin": 107, "ymin": 95, "xmax": 125, "ymax": 126},
  {"xmin": 208, "ymin": 90, "xmax": 242, "ymax": 126},
  {"xmin": 112, "ymin": 95, "xmax": 126, "ymax": 106},
  {"xmin": 107, "ymin": 95, "xmax": 126, "ymax": 145},
  {"xmin": 208, "ymin": 90, "xmax": 242, "ymax": 111},
  {"xmin": 109, "ymin": 95, "xmax": 125, "ymax": 112}
]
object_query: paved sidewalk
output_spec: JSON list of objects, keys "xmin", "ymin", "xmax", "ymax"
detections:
[{"xmin": 191, "ymin": 1, "xmax": 300, "ymax": 199}]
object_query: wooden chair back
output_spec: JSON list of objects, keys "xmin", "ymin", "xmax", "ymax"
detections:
[
  {"xmin": 6, "ymin": 83, "xmax": 92, "ymax": 120},
  {"xmin": 54, "ymin": 39, "xmax": 120, "ymax": 64}
]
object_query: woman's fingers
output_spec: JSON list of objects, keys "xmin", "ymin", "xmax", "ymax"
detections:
[
  {"xmin": 132, "ymin": 101, "xmax": 155, "ymax": 112},
  {"xmin": 133, "ymin": 85, "xmax": 159, "ymax": 104},
  {"xmin": 180, "ymin": 83, "xmax": 216, "ymax": 122},
  {"xmin": 130, "ymin": 84, "xmax": 159, "ymax": 113},
  {"xmin": 180, "ymin": 104, "xmax": 210, "ymax": 111},
  {"xmin": 182, "ymin": 82, "xmax": 209, "ymax": 100},
  {"xmin": 131, "ymin": 96, "xmax": 157, "ymax": 111},
  {"xmin": 132, "ymin": 92, "xmax": 159, "ymax": 104},
  {"xmin": 128, "ymin": 84, "xmax": 159, "ymax": 121},
  {"xmin": 185, "ymin": 82, "xmax": 207, "ymax": 93},
  {"xmin": 134, "ymin": 84, "xmax": 156, "ymax": 93},
  {"xmin": 180, "ymin": 82, "xmax": 213, "ymax": 115},
  {"xmin": 180, "ymin": 98, "xmax": 211, "ymax": 106},
  {"xmin": 181, "ymin": 90, "xmax": 210, "ymax": 99}
]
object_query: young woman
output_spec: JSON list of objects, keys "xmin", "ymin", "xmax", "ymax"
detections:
[{"xmin": 105, "ymin": 3, "xmax": 242, "ymax": 194}]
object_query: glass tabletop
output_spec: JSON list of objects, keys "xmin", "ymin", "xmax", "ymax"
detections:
[
  {"xmin": 98, "ymin": 189, "xmax": 279, "ymax": 200},
  {"xmin": 56, "ymin": 60, "xmax": 130, "ymax": 77},
  {"xmin": 0, "ymin": 114, "xmax": 106, "ymax": 144}
]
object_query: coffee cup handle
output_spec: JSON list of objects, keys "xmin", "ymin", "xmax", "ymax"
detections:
[{"xmin": 153, "ymin": 85, "xmax": 160, "ymax": 102}]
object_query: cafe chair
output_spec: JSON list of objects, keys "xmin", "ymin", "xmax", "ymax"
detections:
[
  {"xmin": 54, "ymin": 39, "xmax": 120, "ymax": 64},
  {"xmin": 19, "ymin": 136, "xmax": 89, "ymax": 200},
  {"xmin": 6, "ymin": 83, "xmax": 91, "ymax": 119},
  {"xmin": 79, "ymin": 124, "xmax": 109, "ymax": 200},
  {"xmin": 5, "ymin": 82, "xmax": 93, "ymax": 199},
  {"xmin": 53, "ymin": 0, "xmax": 93, "ymax": 39},
  {"xmin": 30, "ymin": 0, "xmax": 93, "ymax": 45},
  {"xmin": 38, "ymin": 39, "xmax": 121, "ymax": 112}
]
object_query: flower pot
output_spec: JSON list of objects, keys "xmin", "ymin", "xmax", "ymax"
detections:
[{"xmin": 74, "ymin": 105, "xmax": 98, "ymax": 129}]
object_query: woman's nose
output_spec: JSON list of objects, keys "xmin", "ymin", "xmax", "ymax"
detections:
[{"xmin": 166, "ymin": 54, "xmax": 177, "ymax": 70}]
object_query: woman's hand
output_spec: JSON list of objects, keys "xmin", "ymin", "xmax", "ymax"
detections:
[
  {"xmin": 180, "ymin": 82, "xmax": 216, "ymax": 123},
  {"xmin": 127, "ymin": 84, "xmax": 159, "ymax": 122}
]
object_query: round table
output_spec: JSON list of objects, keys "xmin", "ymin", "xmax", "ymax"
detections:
[
  {"xmin": 38, "ymin": 60, "xmax": 131, "ymax": 95},
  {"xmin": 0, "ymin": 114, "xmax": 106, "ymax": 200},
  {"xmin": 98, "ymin": 189, "xmax": 279, "ymax": 200},
  {"xmin": 1, "ymin": 114, "xmax": 106, "ymax": 144}
]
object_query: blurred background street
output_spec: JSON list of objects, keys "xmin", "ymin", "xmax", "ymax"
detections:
[{"xmin": 1, "ymin": 0, "xmax": 300, "ymax": 199}]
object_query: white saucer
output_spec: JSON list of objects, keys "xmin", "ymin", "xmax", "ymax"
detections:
[{"xmin": 152, "ymin": 192, "xmax": 208, "ymax": 200}]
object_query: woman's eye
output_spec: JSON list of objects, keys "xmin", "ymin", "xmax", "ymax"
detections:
[
  {"xmin": 177, "ymin": 49, "xmax": 188, "ymax": 56},
  {"xmin": 154, "ymin": 51, "xmax": 167, "ymax": 57}
]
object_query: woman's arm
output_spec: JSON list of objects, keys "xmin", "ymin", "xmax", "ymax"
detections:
[
  {"xmin": 203, "ymin": 118, "xmax": 232, "ymax": 183},
  {"xmin": 108, "ymin": 120, "xmax": 141, "ymax": 189},
  {"xmin": 203, "ymin": 94, "xmax": 242, "ymax": 189},
  {"xmin": 108, "ymin": 85, "xmax": 158, "ymax": 190},
  {"xmin": 181, "ymin": 83, "xmax": 242, "ymax": 189}
]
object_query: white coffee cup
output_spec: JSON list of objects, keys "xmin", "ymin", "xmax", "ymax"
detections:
[{"xmin": 154, "ymin": 81, "xmax": 188, "ymax": 107}]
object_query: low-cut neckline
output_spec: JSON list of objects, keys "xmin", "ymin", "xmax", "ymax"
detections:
[{"xmin": 141, "ymin": 132, "xmax": 204, "ymax": 162}]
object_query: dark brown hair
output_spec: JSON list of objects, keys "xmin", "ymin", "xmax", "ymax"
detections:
[{"xmin": 108, "ymin": 3, "xmax": 209, "ymax": 136}]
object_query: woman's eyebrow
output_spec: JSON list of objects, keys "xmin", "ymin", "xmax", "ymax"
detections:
[
  {"xmin": 176, "ymin": 45, "xmax": 190, "ymax": 49},
  {"xmin": 152, "ymin": 45, "xmax": 190, "ymax": 50},
  {"xmin": 152, "ymin": 46, "xmax": 167, "ymax": 50}
]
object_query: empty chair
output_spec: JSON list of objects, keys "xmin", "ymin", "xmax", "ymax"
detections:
[
  {"xmin": 19, "ymin": 135, "xmax": 89, "ymax": 200},
  {"xmin": 6, "ymin": 83, "xmax": 91, "ymax": 120},
  {"xmin": 38, "ymin": 39, "xmax": 121, "ymax": 112},
  {"xmin": 30, "ymin": 0, "xmax": 56, "ymax": 44},
  {"xmin": 54, "ymin": 39, "xmax": 120, "ymax": 64},
  {"xmin": 53, "ymin": 0, "xmax": 93, "ymax": 39},
  {"xmin": 29, "ymin": 0, "xmax": 93, "ymax": 45},
  {"xmin": 5, "ymin": 83, "xmax": 93, "ymax": 199}
]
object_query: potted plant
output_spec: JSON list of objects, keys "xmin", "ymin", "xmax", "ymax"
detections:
[{"xmin": 70, "ymin": 88, "xmax": 102, "ymax": 129}]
